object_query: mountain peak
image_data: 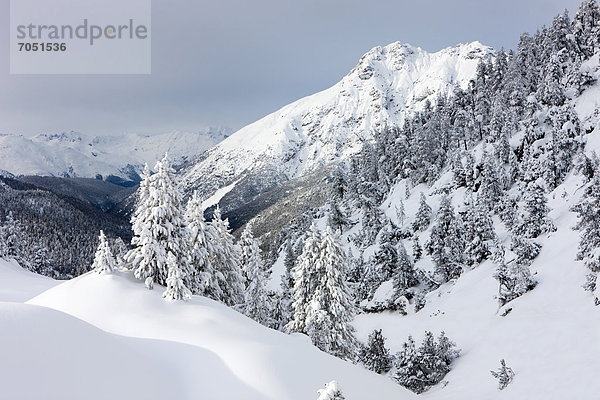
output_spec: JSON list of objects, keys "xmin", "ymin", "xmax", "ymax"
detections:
[{"xmin": 182, "ymin": 40, "xmax": 495, "ymax": 208}]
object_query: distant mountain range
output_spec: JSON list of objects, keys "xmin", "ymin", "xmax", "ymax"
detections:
[{"xmin": 0, "ymin": 128, "xmax": 230, "ymax": 185}]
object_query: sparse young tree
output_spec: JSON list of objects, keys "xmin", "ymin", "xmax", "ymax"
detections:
[
  {"xmin": 91, "ymin": 230, "xmax": 116, "ymax": 274},
  {"xmin": 491, "ymin": 359, "xmax": 515, "ymax": 390}
]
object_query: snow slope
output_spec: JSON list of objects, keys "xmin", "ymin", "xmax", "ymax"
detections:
[
  {"xmin": 26, "ymin": 269, "xmax": 415, "ymax": 400},
  {"xmin": 183, "ymin": 42, "xmax": 492, "ymax": 197},
  {"xmin": 0, "ymin": 128, "xmax": 229, "ymax": 181},
  {"xmin": 352, "ymin": 168, "xmax": 600, "ymax": 399},
  {"xmin": 0, "ymin": 258, "xmax": 58, "ymax": 302}
]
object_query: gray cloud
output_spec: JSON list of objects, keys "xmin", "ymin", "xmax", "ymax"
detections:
[{"xmin": 0, "ymin": 0, "xmax": 583, "ymax": 137}]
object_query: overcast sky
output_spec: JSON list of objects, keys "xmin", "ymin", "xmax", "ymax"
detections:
[{"xmin": 0, "ymin": 0, "xmax": 583, "ymax": 137}]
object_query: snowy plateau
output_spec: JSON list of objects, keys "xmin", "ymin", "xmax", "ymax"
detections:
[{"xmin": 2, "ymin": 3, "xmax": 600, "ymax": 400}]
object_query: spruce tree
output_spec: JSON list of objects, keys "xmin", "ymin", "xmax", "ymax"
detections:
[
  {"xmin": 517, "ymin": 182, "xmax": 555, "ymax": 238},
  {"xmin": 163, "ymin": 251, "xmax": 193, "ymax": 301},
  {"xmin": 209, "ymin": 206, "xmax": 244, "ymax": 306},
  {"xmin": 426, "ymin": 195, "xmax": 465, "ymax": 282},
  {"xmin": 491, "ymin": 359, "xmax": 515, "ymax": 390},
  {"xmin": 393, "ymin": 242, "xmax": 418, "ymax": 298},
  {"xmin": 91, "ymin": 230, "xmax": 116, "ymax": 274},
  {"xmin": 126, "ymin": 154, "xmax": 192, "ymax": 289},
  {"xmin": 287, "ymin": 223, "xmax": 322, "ymax": 334},
  {"xmin": 359, "ymin": 329, "xmax": 393, "ymax": 374},
  {"xmin": 412, "ymin": 193, "xmax": 432, "ymax": 232},
  {"xmin": 240, "ymin": 223, "xmax": 273, "ymax": 326},
  {"xmin": 305, "ymin": 226, "xmax": 357, "ymax": 360},
  {"xmin": 185, "ymin": 191, "xmax": 219, "ymax": 298}
]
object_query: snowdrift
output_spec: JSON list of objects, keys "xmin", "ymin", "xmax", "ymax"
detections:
[{"xmin": 27, "ymin": 270, "xmax": 415, "ymax": 400}]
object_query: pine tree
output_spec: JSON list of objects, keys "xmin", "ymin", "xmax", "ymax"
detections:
[
  {"xmin": 111, "ymin": 237, "xmax": 128, "ymax": 269},
  {"xmin": 479, "ymin": 149, "xmax": 504, "ymax": 209},
  {"xmin": 372, "ymin": 223, "xmax": 400, "ymax": 282},
  {"xmin": 494, "ymin": 237, "xmax": 537, "ymax": 305},
  {"xmin": 572, "ymin": 171, "xmax": 600, "ymax": 304},
  {"xmin": 305, "ymin": 227, "xmax": 357, "ymax": 360},
  {"xmin": 393, "ymin": 242, "xmax": 418, "ymax": 299},
  {"xmin": 91, "ymin": 230, "xmax": 116, "ymax": 274},
  {"xmin": 491, "ymin": 359, "xmax": 515, "ymax": 390},
  {"xmin": 395, "ymin": 332, "xmax": 460, "ymax": 393},
  {"xmin": 412, "ymin": 235, "xmax": 423, "ymax": 261},
  {"xmin": 316, "ymin": 381, "xmax": 345, "ymax": 400},
  {"xmin": 573, "ymin": 0, "xmax": 600, "ymax": 59},
  {"xmin": 278, "ymin": 241, "xmax": 296, "ymax": 328},
  {"xmin": 185, "ymin": 191, "xmax": 219, "ymax": 298},
  {"xmin": 510, "ymin": 234, "xmax": 541, "ymax": 266},
  {"xmin": 412, "ymin": 193, "xmax": 432, "ymax": 232},
  {"xmin": 517, "ymin": 182, "xmax": 555, "ymax": 238},
  {"xmin": 328, "ymin": 198, "xmax": 349, "ymax": 234},
  {"xmin": 426, "ymin": 195, "xmax": 465, "ymax": 282},
  {"xmin": 396, "ymin": 199, "xmax": 406, "ymax": 226},
  {"xmin": 359, "ymin": 329, "xmax": 393, "ymax": 374},
  {"xmin": 163, "ymin": 251, "xmax": 192, "ymax": 301},
  {"xmin": 287, "ymin": 223, "xmax": 322, "ymax": 334},
  {"xmin": 394, "ymin": 336, "xmax": 423, "ymax": 393},
  {"xmin": 0, "ymin": 212, "xmax": 25, "ymax": 260},
  {"xmin": 209, "ymin": 206, "xmax": 244, "ymax": 306},
  {"xmin": 240, "ymin": 223, "xmax": 273, "ymax": 326},
  {"xmin": 126, "ymin": 154, "xmax": 192, "ymax": 289},
  {"xmin": 463, "ymin": 196, "xmax": 496, "ymax": 266}
]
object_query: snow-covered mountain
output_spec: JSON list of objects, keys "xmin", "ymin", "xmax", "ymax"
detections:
[
  {"xmin": 182, "ymin": 42, "xmax": 493, "ymax": 200},
  {"xmin": 0, "ymin": 128, "xmax": 230, "ymax": 183}
]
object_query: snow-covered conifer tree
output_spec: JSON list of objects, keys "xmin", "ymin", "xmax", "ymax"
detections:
[
  {"xmin": 91, "ymin": 230, "xmax": 116, "ymax": 274},
  {"xmin": 463, "ymin": 196, "xmax": 496, "ymax": 266},
  {"xmin": 412, "ymin": 193, "xmax": 432, "ymax": 232},
  {"xmin": 209, "ymin": 205, "xmax": 244, "ymax": 306},
  {"xmin": 185, "ymin": 192, "xmax": 220, "ymax": 298},
  {"xmin": 240, "ymin": 223, "xmax": 273, "ymax": 326},
  {"xmin": 426, "ymin": 195, "xmax": 465, "ymax": 282},
  {"xmin": 305, "ymin": 226, "xmax": 357, "ymax": 360},
  {"xmin": 491, "ymin": 359, "xmax": 515, "ymax": 390},
  {"xmin": 393, "ymin": 242, "xmax": 418, "ymax": 298},
  {"xmin": 126, "ymin": 155, "xmax": 192, "ymax": 289},
  {"xmin": 517, "ymin": 182, "xmax": 555, "ymax": 238},
  {"xmin": 412, "ymin": 236, "xmax": 423, "ymax": 261},
  {"xmin": 163, "ymin": 252, "xmax": 192, "ymax": 301},
  {"xmin": 286, "ymin": 223, "xmax": 322, "ymax": 334},
  {"xmin": 359, "ymin": 329, "xmax": 393, "ymax": 374},
  {"xmin": 0, "ymin": 212, "xmax": 24, "ymax": 260}
]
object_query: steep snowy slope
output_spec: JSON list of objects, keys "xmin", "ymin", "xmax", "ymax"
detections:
[
  {"xmin": 182, "ymin": 42, "xmax": 492, "ymax": 204},
  {"xmin": 27, "ymin": 270, "xmax": 416, "ymax": 400},
  {"xmin": 0, "ymin": 128, "xmax": 229, "ymax": 182},
  {"xmin": 351, "ymin": 170, "xmax": 600, "ymax": 400}
]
